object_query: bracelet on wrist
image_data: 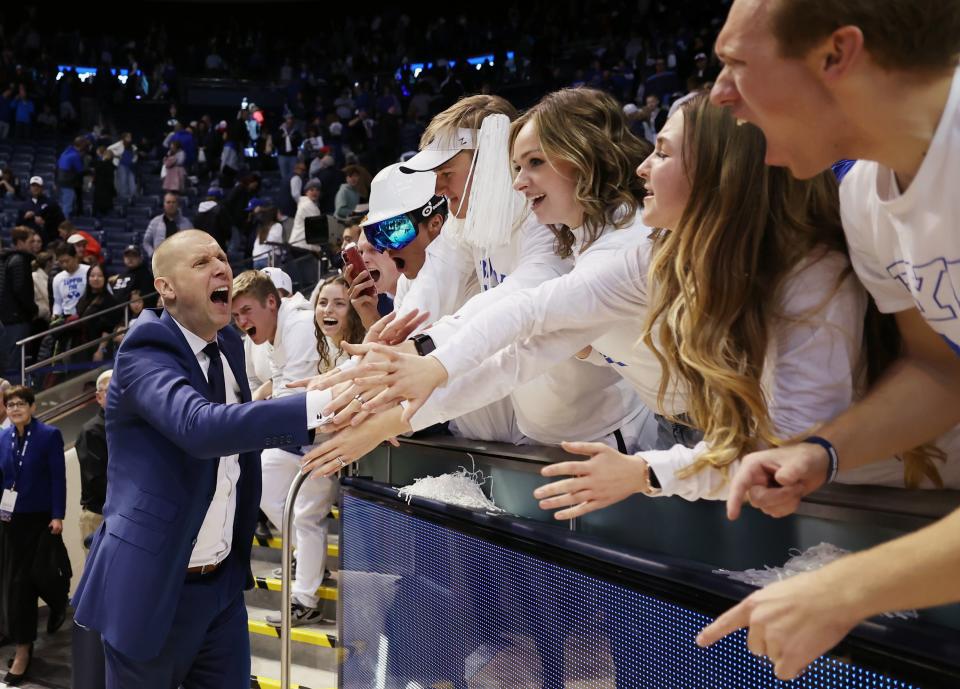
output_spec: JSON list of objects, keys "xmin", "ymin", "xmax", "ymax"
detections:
[{"xmin": 803, "ymin": 435, "xmax": 839, "ymax": 483}]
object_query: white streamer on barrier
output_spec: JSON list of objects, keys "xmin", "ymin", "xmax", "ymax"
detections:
[
  {"xmin": 714, "ymin": 542, "xmax": 918, "ymax": 620},
  {"xmin": 397, "ymin": 461, "xmax": 503, "ymax": 513}
]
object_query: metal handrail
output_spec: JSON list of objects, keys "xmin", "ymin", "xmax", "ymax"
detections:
[
  {"xmin": 281, "ymin": 470, "xmax": 309, "ymax": 689},
  {"xmin": 16, "ymin": 290, "xmax": 154, "ymax": 347},
  {"xmin": 25, "ymin": 329, "xmax": 126, "ymax": 375}
]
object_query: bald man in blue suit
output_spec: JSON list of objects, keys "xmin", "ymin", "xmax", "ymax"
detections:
[{"xmin": 73, "ymin": 231, "xmax": 330, "ymax": 689}]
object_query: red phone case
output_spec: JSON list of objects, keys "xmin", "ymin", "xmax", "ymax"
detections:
[{"xmin": 342, "ymin": 243, "xmax": 376, "ymax": 297}]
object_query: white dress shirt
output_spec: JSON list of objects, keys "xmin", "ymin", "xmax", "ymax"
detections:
[
  {"xmin": 173, "ymin": 318, "xmax": 243, "ymax": 568},
  {"xmin": 173, "ymin": 317, "xmax": 334, "ymax": 568}
]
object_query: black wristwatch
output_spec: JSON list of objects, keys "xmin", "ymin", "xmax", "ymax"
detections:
[{"xmin": 410, "ymin": 333, "xmax": 436, "ymax": 356}]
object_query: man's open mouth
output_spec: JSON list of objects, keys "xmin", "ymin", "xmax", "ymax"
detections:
[
  {"xmin": 211, "ymin": 287, "xmax": 229, "ymax": 304},
  {"xmin": 246, "ymin": 327, "xmax": 257, "ymax": 337},
  {"xmin": 368, "ymin": 270, "xmax": 381, "ymax": 283}
]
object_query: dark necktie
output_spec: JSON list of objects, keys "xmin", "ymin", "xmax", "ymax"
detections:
[{"xmin": 202, "ymin": 342, "xmax": 226, "ymax": 404}]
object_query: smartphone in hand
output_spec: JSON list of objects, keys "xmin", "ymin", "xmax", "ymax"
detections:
[{"xmin": 342, "ymin": 242, "xmax": 376, "ymax": 297}]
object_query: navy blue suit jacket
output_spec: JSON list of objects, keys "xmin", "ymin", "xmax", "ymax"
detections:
[
  {"xmin": 0, "ymin": 418, "xmax": 66, "ymax": 518},
  {"xmin": 73, "ymin": 309, "xmax": 311, "ymax": 660}
]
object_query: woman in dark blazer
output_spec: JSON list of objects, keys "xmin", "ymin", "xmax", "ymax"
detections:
[{"xmin": 0, "ymin": 385, "xmax": 67, "ymax": 685}]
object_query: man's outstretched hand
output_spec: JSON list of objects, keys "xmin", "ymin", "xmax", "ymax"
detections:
[{"xmin": 726, "ymin": 442, "xmax": 830, "ymax": 520}]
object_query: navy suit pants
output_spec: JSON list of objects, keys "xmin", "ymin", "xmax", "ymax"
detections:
[{"xmin": 102, "ymin": 567, "xmax": 250, "ymax": 689}]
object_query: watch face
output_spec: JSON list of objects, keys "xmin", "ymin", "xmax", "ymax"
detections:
[{"xmin": 414, "ymin": 334, "xmax": 435, "ymax": 356}]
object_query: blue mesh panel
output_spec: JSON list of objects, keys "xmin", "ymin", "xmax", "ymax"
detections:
[{"xmin": 340, "ymin": 493, "xmax": 918, "ymax": 689}]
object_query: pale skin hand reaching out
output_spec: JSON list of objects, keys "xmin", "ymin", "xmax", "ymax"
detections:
[
  {"xmin": 49, "ymin": 518, "xmax": 63, "ymax": 535},
  {"xmin": 301, "ymin": 405, "xmax": 411, "ymax": 478},
  {"xmin": 309, "ymin": 342, "xmax": 449, "ymax": 423},
  {"xmin": 535, "ymin": 442, "xmax": 652, "ymax": 520},
  {"xmin": 725, "ymin": 442, "xmax": 829, "ymax": 520},
  {"xmin": 286, "ymin": 309, "xmax": 429, "ymax": 395},
  {"xmin": 696, "ymin": 560, "xmax": 863, "ymax": 681}
]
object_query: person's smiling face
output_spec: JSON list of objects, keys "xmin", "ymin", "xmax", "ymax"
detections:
[
  {"xmin": 511, "ymin": 120, "xmax": 582, "ymax": 229},
  {"xmin": 636, "ymin": 110, "xmax": 692, "ymax": 231},
  {"xmin": 315, "ymin": 283, "xmax": 351, "ymax": 339}
]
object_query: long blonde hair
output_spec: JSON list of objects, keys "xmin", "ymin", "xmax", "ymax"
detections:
[
  {"xmin": 510, "ymin": 88, "xmax": 652, "ymax": 258},
  {"xmin": 643, "ymin": 93, "xmax": 846, "ymax": 478},
  {"xmin": 644, "ymin": 93, "xmax": 944, "ymax": 486}
]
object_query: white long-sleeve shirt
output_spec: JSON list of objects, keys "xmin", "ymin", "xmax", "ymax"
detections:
[
  {"xmin": 411, "ymin": 218, "xmax": 657, "ymax": 430},
  {"xmin": 401, "ymin": 212, "xmax": 646, "ymax": 444},
  {"xmin": 289, "ymin": 195, "xmax": 322, "ymax": 249},
  {"xmin": 270, "ymin": 293, "xmax": 321, "ymax": 398},
  {"xmin": 416, "ymin": 226, "xmax": 874, "ymax": 499},
  {"xmin": 244, "ymin": 336, "xmax": 273, "ymax": 392},
  {"xmin": 395, "ymin": 211, "xmax": 564, "ymax": 331}
]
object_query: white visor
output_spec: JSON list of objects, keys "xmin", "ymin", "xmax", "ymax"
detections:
[{"xmin": 399, "ymin": 128, "xmax": 478, "ymax": 173}]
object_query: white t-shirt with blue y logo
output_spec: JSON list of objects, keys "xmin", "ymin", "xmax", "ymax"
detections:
[
  {"xmin": 840, "ymin": 67, "xmax": 960, "ymax": 357},
  {"xmin": 51, "ymin": 264, "xmax": 90, "ymax": 317}
]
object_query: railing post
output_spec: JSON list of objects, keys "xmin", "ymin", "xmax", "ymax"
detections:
[
  {"xmin": 281, "ymin": 470, "xmax": 309, "ymax": 689},
  {"xmin": 20, "ymin": 344, "xmax": 26, "ymax": 387}
]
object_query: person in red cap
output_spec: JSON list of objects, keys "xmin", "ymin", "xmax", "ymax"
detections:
[{"xmin": 66, "ymin": 232, "xmax": 104, "ymax": 266}]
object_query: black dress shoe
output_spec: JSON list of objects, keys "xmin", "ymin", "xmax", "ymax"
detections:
[
  {"xmin": 3, "ymin": 644, "xmax": 32, "ymax": 685},
  {"xmin": 254, "ymin": 520, "xmax": 273, "ymax": 542},
  {"xmin": 47, "ymin": 604, "xmax": 67, "ymax": 634}
]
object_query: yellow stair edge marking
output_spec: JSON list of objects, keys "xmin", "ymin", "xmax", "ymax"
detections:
[
  {"xmin": 252, "ymin": 538, "xmax": 339, "ymax": 558},
  {"xmin": 249, "ymin": 674, "xmax": 335, "ymax": 689},
  {"xmin": 247, "ymin": 619, "xmax": 337, "ymax": 648},
  {"xmin": 254, "ymin": 576, "xmax": 337, "ymax": 601}
]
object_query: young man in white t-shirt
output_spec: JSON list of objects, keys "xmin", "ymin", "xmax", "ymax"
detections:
[
  {"xmin": 51, "ymin": 243, "xmax": 90, "ymax": 318},
  {"xmin": 231, "ymin": 270, "xmax": 335, "ymax": 627},
  {"xmin": 697, "ymin": 0, "xmax": 960, "ymax": 679}
]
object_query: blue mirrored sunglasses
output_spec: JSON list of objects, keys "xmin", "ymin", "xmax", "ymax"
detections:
[
  {"xmin": 363, "ymin": 196, "xmax": 447, "ymax": 253},
  {"xmin": 364, "ymin": 212, "xmax": 418, "ymax": 252}
]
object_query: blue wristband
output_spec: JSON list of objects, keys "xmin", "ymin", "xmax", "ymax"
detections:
[{"xmin": 803, "ymin": 435, "xmax": 839, "ymax": 483}]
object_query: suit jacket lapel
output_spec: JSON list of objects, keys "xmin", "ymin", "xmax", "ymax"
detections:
[
  {"xmin": 160, "ymin": 309, "xmax": 218, "ymax": 401},
  {"xmin": 218, "ymin": 331, "xmax": 251, "ymax": 403}
]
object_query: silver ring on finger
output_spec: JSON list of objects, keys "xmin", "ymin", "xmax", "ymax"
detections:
[
  {"xmin": 336, "ymin": 456, "xmax": 347, "ymax": 468},
  {"xmin": 354, "ymin": 394, "xmax": 365, "ymax": 405}
]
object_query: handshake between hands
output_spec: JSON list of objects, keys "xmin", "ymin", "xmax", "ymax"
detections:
[{"xmin": 287, "ymin": 309, "xmax": 451, "ymax": 479}]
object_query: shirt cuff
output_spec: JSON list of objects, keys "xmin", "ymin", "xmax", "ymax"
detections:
[
  {"xmin": 639, "ymin": 448, "xmax": 688, "ymax": 499},
  {"xmin": 305, "ymin": 388, "xmax": 334, "ymax": 430}
]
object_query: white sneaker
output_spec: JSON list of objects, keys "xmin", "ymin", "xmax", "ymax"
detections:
[{"xmin": 265, "ymin": 601, "xmax": 326, "ymax": 628}]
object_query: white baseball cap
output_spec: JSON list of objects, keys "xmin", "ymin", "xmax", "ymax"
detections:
[
  {"xmin": 29, "ymin": 175, "xmax": 43, "ymax": 186},
  {"xmin": 260, "ymin": 267, "xmax": 293, "ymax": 295},
  {"xmin": 623, "ymin": 103, "xmax": 639, "ymax": 117},
  {"xmin": 67, "ymin": 233, "xmax": 87, "ymax": 245},
  {"xmin": 399, "ymin": 127, "xmax": 477, "ymax": 173},
  {"xmin": 362, "ymin": 164, "xmax": 438, "ymax": 227}
]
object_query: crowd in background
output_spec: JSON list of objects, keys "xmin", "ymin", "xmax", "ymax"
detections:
[{"xmin": 0, "ymin": 1, "xmax": 723, "ymax": 388}]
